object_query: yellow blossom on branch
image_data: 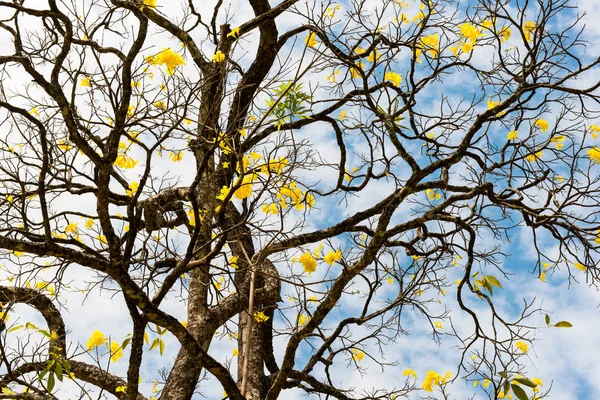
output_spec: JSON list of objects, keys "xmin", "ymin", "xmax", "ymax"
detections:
[
  {"xmin": 298, "ymin": 252, "xmax": 317, "ymax": 274},
  {"xmin": 515, "ymin": 341, "xmax": 528, "ymax": 353},
  {"xmin": 403, "ymin": 368, "xmax": 417, "ymax": 379},
  {"xmin": 324, "ymin": 250, "xmax": 342, "ymax": 265},
  {"xmin": 351, "ymin": 349, "xmax": 365, "ymax": 361},
  {"xmin": 87, "ymin": 330, "xmax": 107, "ymax": 349},
  {"xmin": 534, "ymin": 118, "xmax": 549, "ymax": 132},
  {"xmin": 146, "ymin": 48, "xmax": 186, "ymax": 75},
  {"xmin": 587, "ymin": 147, "xmax": 600, "ymax": 164},
  {"xmin": 384, "ymin": 71, "xmax": 402, "ymax": 87},
  {"xmin": 110, "ymin": 341, "xmax": 123, "ymax": 362},
  {"xmin": 212, "ymin": 51, "xmax": 226, "ymax": 63},
  {"xmin": 227, "ymin": 27, "xmax": 240, "ymax": 39},
  {"xmin": 253, "ymin": 311, "xmax": 269, "ymax": 323},
  {"xmin": 458, "ymin": 22, "xmax": 483, "ymax": 43},
  {"xmin": 305, "ymin": 32, "xmax": 319, "ymax": 48},
  {"xmin": 523, "ymin": 21, "xmax": 536, "ymax": 41}
]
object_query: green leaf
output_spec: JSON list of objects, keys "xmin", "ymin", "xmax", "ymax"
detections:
[
  {"xmin": 511, "ymin": 384, "xmax": 529, "ymax": 400},
  {"xmin": 25, "ymin": 322, "xmax": 38, "ymax": 330},
  {"xmin": 121, "ymin": 338, "xmax": 131, "ymax": 350},
  {"xmin": 55, "ymin": 362, "xmax": 63, "ymax": 382},
  {"xmin": 514, "ymin": 377, "xmax": 537, "ymax": 388},
  {"xmin": 498, "ymin": 371, "xmax": 508, "ymax": 378},
  {"xmin": 38, "ymin": 370, "xmax": 47, "ymax": 382},
  {"xmin": 38, "ymin": 329, "xmax": 52, "ymax": 339},
  {"xmin": 486, "ymin": 275, "xmax": 503, "ymax": 288},
  {"xmin": 554, "ymin": 321, "xmax": 573, "ymax": 328},
  {"xmin": 545, "ymin": 314, "xmax": 550, "ymax": 325},
  {"xmin": 503, "ymin": 380, "xmax": 511, "ymax": 395},
  {"xmin": 8, "ymin": 325, "xmax": 23, "ymax": 333},
  {"xmin": 159, "ymin": 338, "xmax": 165, "ymax": 356},
  {"xmin": 149, "ymin": 338, "xmax": 160, "ymax": 351},
  {"xmin": 62, "ymin": 359, "xmax": 71, "ymax": 374},
  {"xmin": 47, "ymin": 371, "xmax": 55, "ymax": 393}
]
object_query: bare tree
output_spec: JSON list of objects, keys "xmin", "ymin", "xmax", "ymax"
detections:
[{"xmin": 0, "ymin": 0, "xmax": 598, "ymax": 399}]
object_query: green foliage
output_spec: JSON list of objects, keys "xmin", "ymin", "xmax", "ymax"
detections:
[{"xmin": 265, "ymin": 81, "xmax": 312, "ymax": 130}]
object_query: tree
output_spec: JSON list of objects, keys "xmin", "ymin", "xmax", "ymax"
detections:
[{"xmin": 0, "ymin": 0, "xmax": 598, "ymax": 398}]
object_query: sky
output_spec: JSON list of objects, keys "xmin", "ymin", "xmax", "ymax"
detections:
[{"xmin": 0, "ymin": 0, "xmax": 600, "ymax": 399}]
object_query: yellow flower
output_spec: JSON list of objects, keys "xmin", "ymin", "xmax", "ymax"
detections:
[
  {"xmin": 116, "ymin": 385, "xmax": 127, "ymax": 393},
  {"xmin": 573, "ymin": 262, "xmax": 587, "ymax": 272},
  {"xmin": 523, "ymin": 21, "xmax": 536, "ymax": 41},
  {"xmin": 305, "ymin": 32, "xmax": 319, "ymax": 48},
  {"xmin": 80, "ymin": 77, "xmax": 91, "ymax": 87},
  {"xmin": 515, "ymin": 341, "xmax": 528, "ymax": 353},
  {"xmin": 550, "ymin": 134, "xmax": 566, "ymax": 149},
  {"xmin": 366, "ymin": 49, "xmax": 381, "ymax": 63},
  {"xmin": 526, "ymin": 150, "xmax": 543, "ymax": 162},
  {"xmin": 260, "ymin": 157, "xmax": 288, "ymax": 175},
  {"xmin": 403, "ymin": 368, "xmax": 417, "ymax": 379},
  {"xmin": 298, "ymin": 313, "xmax": 309, "ymax": 326},
  {"xmin": 114, "ymin": 154, "xmax": 139, "ymax": 169},
  {"xmin": 384, "ymin": 71, "xmax": 402, "ymax": 87},
  {"xmin": 85, "ymin": 218, "xmax": 94, "ymax": 229},
  {"xmin": 253, "ymin": 311, "xmax": 269, "ymax": 323},
  {"xmin": 261, "ymin": 203, "xmax": 279, "ymax": 215},
  {"xmin": 350, "ymin": 62, "xmax": 364, "ymax": 79},
  {"xmin": 212, "ymin": 51, "xmax": 226, "ymax": 63},
  {"xmin": 589, "ymin": 124, "xmax": 600, "ymax": 138},
  {"xmin": 458, "ymin": 22, "xmax": 483, "ymax": 43},
  {"xmin": 539, "ymin": 271, "xmax": 547, "ymax": 282},
  {"xmin": 534, "ymin": 118, "xmax": 549, "ymax": 132},
  {"xmin": 126, "ymin": 181, "xmax": 139, "ymax": 196},
  {"xmin": 339, "ymin": 110, "xmax": 347, "ymax": 121},
  {"xmin": 324, "ymin": 250, "xmax": 343, "ymax": 265},
  {"xmin": 5, "ymin": 194, "xmax": 14, "ymax": 203},
  {"xmin": 299, "ymin": 252, "xmax": 317, "ymax": 274},
  {"xmin": 65, "ymin": 222, "xmax": 78, "ymax": 235},
  {"xmin": 587, "ymin": 147, "xmax": 600, "ymax": 164},
  {"xmin": 87, "ymin": 330, "xmax": 107, "ymax": 349},
  {"xmin": 422, "ymin": 370, "xmax": 443, "ymax": 392},
  {"xmin": 487, "ymin": 97, "xmax": 500, "ymax": 110},
  {"xmin": 324, "ymin": 5, "xmax": 340, "ymax": 18},
  {"xmin": 426, "ymin": 188, "xmax": 442, "ymax": 200},
  {"xmin": 420, "ymin": 33, "xmax": 440, "ymax": 58},
  {"xmin": 507, "ymin": 130, "xmax": 518, "ymax": 140},
  {"xmin": 233, "ymin": 348, "xmax": 239, "ymax": 356},
  {"xmin": 394, "ymin": 13, "xmax": 410, "ymax": 25},
  {"xmin": 147, "ymin": 48, "xmax": 185, "ymax": 75},
  {"xmin": 110, "ymin": 341, "xmax": 123, "ymax": 362},
  {"xmin": 499, "ymin": 26, "xmax": 512, "ymax": 43},
  {"xmin": 169, "ymin": 151, "xmax": 183, "ymax": 162},
  {"xmin": 29, "ymin": 107, "xmax": 39, "ymax": 116},
  {"xmin": 352, "ymin": 349, "xmax": 365, "ymax": 361},
  {"xmin": 11, "ymin": 250, "xmax": 23, "ymax": 257},
  {"xmin": 434, "ymin": 321, "xmax": 443, "ymax": 329},
  {"xmin": 227, "ymin": 27, "xmax": 241, "ymax": 39},
  {"xmin": 232, "ymin": 174, "xmax": 255, "ymax": 200},
  {"xmin": 216, "ymin": 185, "xmax": 231, "ymax": 202}
]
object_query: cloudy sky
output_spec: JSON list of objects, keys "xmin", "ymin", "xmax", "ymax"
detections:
[{"xmin": 1, "ymin": 0, "xmax": 600, "ymax": 399}]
